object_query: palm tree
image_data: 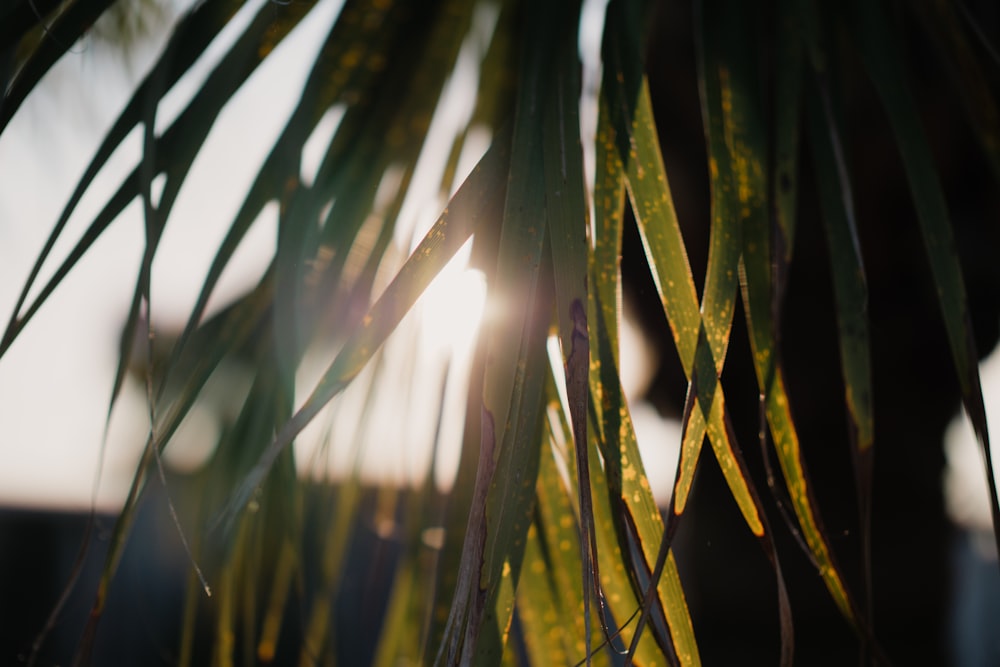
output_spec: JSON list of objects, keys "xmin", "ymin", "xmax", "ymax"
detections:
[{"xmin": 2, "ymin": 0, "xmax": 999, "ymax": 664}]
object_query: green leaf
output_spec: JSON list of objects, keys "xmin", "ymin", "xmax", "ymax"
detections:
[
  {"xmin": 609, "ymin": 71, "xmax": 763, "ymax": 537},
  {"xmin": 224, "ymin": 125, "xmax": 511, "ymax": 537},
  {"xmin": 589, "ymin": 284, "xmax": 698, "ymax": 666},
  {"xmin": 699, "ymin": 2, "xmax": 762, "ymax": 424},
  {"xmin": 0, "ymin": 0, "xmax": 119, "ymax": 132},
  {"xmin": 2, "ymin": 0, "xmax": 317, "ymax": 360},
  {"xmin": 793, "ymin": 0, "xmax": 875, "ymax": 645},
  {"xmin": 853, "ymin": 0, "xmax": 1000, "ymax": 555},
  {"xmin": 539, "ymin": 1, "xmax": 603, "ymax": 660},
  {"xmin": 773, "ymin": 0, "xmax": 804, "ymax": 301},
  {"xmin": 517, "ymin": 445, "xmax": 591, "ymax": 665},
  {"xmin": 438, "ymin": 16, "xmax": 555, "ymax": 656},
  {"xmin": 471, "ymin": 274, "xmax": 551, "ymax": 665},
  {"xmin": 804, "ymin": 58, "xmax": 875, "ymax": 560},
  {"xmin": 602, "ymin": 2, "xmax": 798, "ymax": 660}
]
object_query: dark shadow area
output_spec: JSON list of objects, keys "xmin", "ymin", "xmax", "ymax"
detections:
[{"xmin": 0, "ymin": 480, "xmax": 416, "ymax": 666}]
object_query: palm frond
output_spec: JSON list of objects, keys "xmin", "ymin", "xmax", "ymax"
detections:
[{"xmin": 3, "ymin": 0, "xmax": 999, "ymax": 665}]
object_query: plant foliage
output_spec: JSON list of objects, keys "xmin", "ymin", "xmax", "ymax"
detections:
[{"xmin": 2, "ymin": 0, "xmax": 999, "ymax": 664}]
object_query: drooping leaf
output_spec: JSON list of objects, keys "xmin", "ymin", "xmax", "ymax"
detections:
[
  {"xmin": 2, "ymin": 0, "xmax": 318, "ymax": 376},
  {"xmin": 803, "ymin": 59, "xmax": 876, "ymax": 632},
  {"xmin": 539, "ymin": 1, "xmax": 604, "ymax": 660},
  {"xmin": 437, "ymin": 15, "xmax": 555, "ymax": 657},
  {"xmin": 853, "ymin": 0, "xmax": 1000, "ymax": 557},
  {"xmin": 599, "ymin": 2, "xmax": 800, "ymax": 660},
  {"xmin": 517, "ymin": 435, "xmax": 592, "ymax": 665},
  {"xmin": 687, "ymin": 0, "xmax": 766, "ymax": 536},
  {"xmin": 772, "ymin": 0, "xmax": 804, "ymax": 312},
  {"xmin": 5, "ymin": 0, "xmax": 998, "ymax": 664},
  {"xmin": 589, "ymin": 278, "xmax": 698, "ymax": 666},
  {"xmin": 223, "ymin": 126, "xmax": 511, "ymax": 525},
  {"xmin": 702, "ymin": 0, "xmax": 857, "ymax": 638}
]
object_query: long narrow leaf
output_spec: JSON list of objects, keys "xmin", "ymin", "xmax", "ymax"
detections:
[
  {"xmin": 804, "ymin": 63, "xmax": 876, "ymax": 624},
  {"xmin": 224, "ymin": 127, "xmax": 511, "ymax": 532},
  {"xmin": 853, "ymin": 0, "xmax": 1000, "ymax": 556},
  {"xmin": 438, "ymin": 20, "xmax": 554, "ymax": 656},
  {"xmin": 540, "ymin": 1, "xmax": 603, "ymax": 660}
]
